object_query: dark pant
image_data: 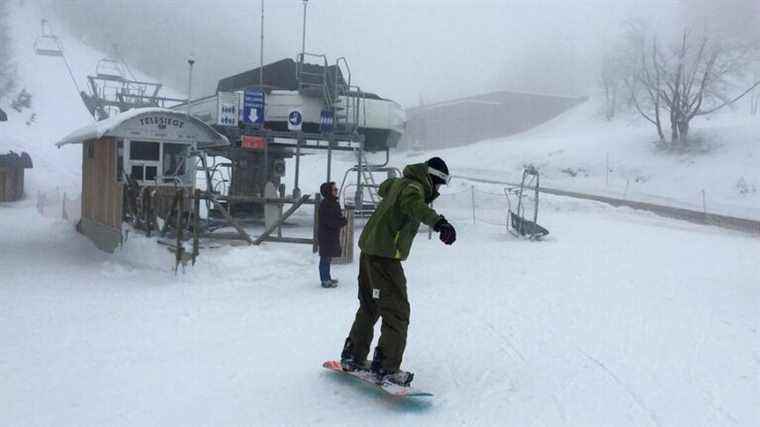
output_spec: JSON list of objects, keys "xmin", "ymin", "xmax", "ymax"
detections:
[
  {"xmin": 319, "ymin": 257, "xmax": 332, "ymax": 282},
  {"xmin": 347, "ymin": 252, "xmax": 410, "ymax": 372}
]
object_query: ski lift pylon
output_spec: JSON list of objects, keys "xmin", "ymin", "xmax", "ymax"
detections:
[
  {"xmin": 33, "ymin": 19, "xmax": 64, "ymax": 57},
  {"xmin": 505, "ymin": 166, "xmax": 550, "ymax": 240}
]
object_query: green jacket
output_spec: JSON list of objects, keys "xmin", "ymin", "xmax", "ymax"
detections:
[{"xmin": 358, "ymin": 163, "xmax": 443, "ymax": 260}]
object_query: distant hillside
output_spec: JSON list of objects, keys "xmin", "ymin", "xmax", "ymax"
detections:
[
  {"xmin": 401, "ymin": 91, "xmax": 587, "ymax": 150},
  {"xmin": 0, "ymin": 1, "xmax": 173, "ymax": 195},
  {"xmin": 409, "ymin": 99, "xmax": 760, "ymax": 219}
]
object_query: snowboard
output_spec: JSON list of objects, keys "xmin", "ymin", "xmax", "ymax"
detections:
[{"xmin": 322, "ymin": 360, "xmax": 434, "ymax": 398}]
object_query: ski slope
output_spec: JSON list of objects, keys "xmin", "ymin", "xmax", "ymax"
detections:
[
  {"xmin": 2, "ymin": 2, "xmax": 760, "ymax": 426},
  {"xmin": 407, "ymin": 100, "xmax": 760, "ymax": 221},
  {"xmin": 1, "ymin": 192, "xmax": 759, "ymax": 426},
  {"xmin": 0, "ymin": 2, "xmax": 180, "ymax": 195}
]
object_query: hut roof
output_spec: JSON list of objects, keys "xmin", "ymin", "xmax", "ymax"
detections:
[
  {"xmin": 0, "ymin": 151, "xmax": 33, "ymax": 169},
  {"xmin": 217, "ymin": 58, "xmax": 346, "ymax": 92},
  {"xmin": 55, "ymin": 107, "xmax": 229, "ymax": 149}
]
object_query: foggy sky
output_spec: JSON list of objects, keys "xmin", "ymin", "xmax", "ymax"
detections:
[{"xmin": 36, "ymin": 0, "xmax": 760, "ymax": 107}]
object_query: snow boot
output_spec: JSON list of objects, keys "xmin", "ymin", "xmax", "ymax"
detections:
[
  {"xmin": 321, "ymin": 280, "xmax": 336, "ymax": 288},
  {"xmin": 370, "ymin": 347, "xmax": 414, "ymax": 386},
  {"xmin": 340, "ymin": 338, "xmax": 369, "ymax": 372},
  {"xmin": 329, "ymin": 279, "xmax": 339, "ymax": 286},
  {"xmin": 376, "ymin": 369, "xmax": 414, "ymax": 387}
]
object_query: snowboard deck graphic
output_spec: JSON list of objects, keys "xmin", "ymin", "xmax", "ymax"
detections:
[{"xmin": 322, "ymin": 360, "xmax": 434, "ymax": 398}]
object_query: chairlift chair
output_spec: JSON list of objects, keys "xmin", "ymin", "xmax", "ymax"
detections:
[
  {"xmin": 504, "ymin": 166, "xmax": 549, "ymax": 240},
  {"xmin": 95, "ymin": 58, "xmax": 127, "ymax": 80},
  {"xmin": 338, "ymin": 161, "xmax": 400, "ymax": 217},
  {"xmin": 33, "ymin": 19, "xmax": 64, "ymax": 57}
]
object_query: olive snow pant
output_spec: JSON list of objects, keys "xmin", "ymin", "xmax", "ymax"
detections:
[{"xmin": 347, "ymin": 252, "xmax": 410, "ymax": 372}]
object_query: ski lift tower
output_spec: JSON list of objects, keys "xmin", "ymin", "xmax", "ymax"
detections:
[
  {"xmin": 33, "ymin": 22, "xmax": 183, "ymax": 121},
  {"xmin": 81, "ymin": 55, "xmax": 186, "ymax": 120}
]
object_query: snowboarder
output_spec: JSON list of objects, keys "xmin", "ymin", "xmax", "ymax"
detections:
[
  {"xmin": 339, "ymin": 157, "xmax": 456, "ymax": 386},
  {"xmin": 317, "ymin": 181, "xmax": 347, "ymax": 288}
]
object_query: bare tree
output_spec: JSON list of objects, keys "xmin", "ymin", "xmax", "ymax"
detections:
[
  {"xmin": 625, "ymin": 27, "xmax": 760, "ymax": 147},
  {"xmin": 626, "ymin": 38, "xmax": 666, "ymax": 142},
  {"xmin": 600, "ymin": 49, "xmax": 624, "ymax": 121}
]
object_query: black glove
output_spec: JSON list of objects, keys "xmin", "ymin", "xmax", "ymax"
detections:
[{"xmin": 433, "ymin": 217, "xmax": 456, "ymax": 245}]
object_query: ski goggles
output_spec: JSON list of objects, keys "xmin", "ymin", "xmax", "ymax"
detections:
[{"xmin": 428, "ymin": 167, "xmax": 452, "ymax": 185}]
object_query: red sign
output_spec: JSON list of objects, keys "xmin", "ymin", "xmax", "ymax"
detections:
[{"xmin": 241, "ymin": 135, "xmax": 267, "ymax": 151}]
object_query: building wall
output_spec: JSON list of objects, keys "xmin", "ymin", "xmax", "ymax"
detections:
[
  {"xmin": 80, "ymin": 138, "xmax": 123, "ymax": 252},
  {"xmin": 402, "ymin": 92, "xmax": 587, "ymax": 150},
  {"xmin": 0, "ymin": 166, "xmax": 24, "ymax": 202}
]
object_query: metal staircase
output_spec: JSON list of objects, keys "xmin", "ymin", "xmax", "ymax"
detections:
[
  {"xmin": 333, "ymin": 57, "xmax": 367, "ymax": 135},
  {"xmin": 296, "ymin": 53, "xmax": 366, "ymax": 135},
  {"xmin": 296, "ymin": 53, "xmax": 333, "ymax": 104},
  {"xmin": 297, "ymin": 54, "xmax": 392, "ymax": 216}
]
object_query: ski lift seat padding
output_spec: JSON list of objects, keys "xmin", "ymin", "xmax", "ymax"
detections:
[{"xmin": 35, "ymin": 48, "xmax": 64, "ymax": 57}]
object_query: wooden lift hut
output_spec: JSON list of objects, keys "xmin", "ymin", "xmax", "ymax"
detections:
[
  {"xmin": 55, "ymin": 108, "xmax": 229, "ymax": 252},
  {"xmin": 0, "ymin": 151, "xmax": 33, "ymax": 202}
]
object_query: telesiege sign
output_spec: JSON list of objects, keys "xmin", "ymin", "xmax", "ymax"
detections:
[
  {"xmin": 123, "ymin": 114, "xmax": 199, "ymax": 141},
  {"xmin": 138, "ymin": 116, "xmax": 185, "ymax": 129}
]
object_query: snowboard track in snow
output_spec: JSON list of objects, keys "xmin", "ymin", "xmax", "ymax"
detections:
[{"xmin": 575, "ymin": 347, "xmax": 662, "ymax": 427}]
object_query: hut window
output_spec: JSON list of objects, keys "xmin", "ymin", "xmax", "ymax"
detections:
[
  {"xmin": 145, "ymin": 166, "xmax": 157, "ymax": 181},
  {"xmin": 130, "ymin": 165, "xmax": 144, "ymax": 180},
  {"xmin": 129, "ymin": 141, "xmax": 160, "ymax": 161},
  {"xmin": 163, "ymin": 143, "xmax": 186, "ymax": 178},
  {"xmin": 123, "ymin": 140, "xmax": 192, "ymax": 186}
]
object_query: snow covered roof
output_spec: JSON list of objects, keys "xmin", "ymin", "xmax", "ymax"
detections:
[{"xmin": 55, "ymin": 108, "xmax": 229, "ymax": 148}]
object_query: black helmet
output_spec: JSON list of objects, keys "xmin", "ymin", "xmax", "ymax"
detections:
[{"xmin": 426, "ymin": 157, "xmax": 450, "ymax": 186}]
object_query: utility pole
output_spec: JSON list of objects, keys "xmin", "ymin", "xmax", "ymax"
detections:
[
  {"xmin": 301, "ymin": 0, "xmax": 308, "ymax": 60},
  {"xmin": 259, "ymin": 0, "xmax": 264, "ymax": 88}
]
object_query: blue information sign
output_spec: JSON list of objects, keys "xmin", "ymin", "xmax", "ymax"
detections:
[
  {"xmin": 242, "ymin": 89, "xmax": 265, "ymax": 126},
  {"xmin": 287, "ymin": 109, "xmax": 303, "ymax": 131},
  {"xmin": 319, "ymin": 110, "xmax": 334, "ymax": 133}
]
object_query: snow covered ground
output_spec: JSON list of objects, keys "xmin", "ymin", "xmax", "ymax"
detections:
[
  {"xmin": 2, "ymin": 191, "xmax": 759, "ymax": 426},
  {"xmin": 2, "ymin": 2, "xmax": 759, "ymax": 426}
]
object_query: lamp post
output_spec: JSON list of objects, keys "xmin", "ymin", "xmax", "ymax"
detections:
[{"xmin": 186, "ymin": 54, "xmax": 195, "ymax": 116}]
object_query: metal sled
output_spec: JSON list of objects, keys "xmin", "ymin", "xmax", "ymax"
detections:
[{"xmin": 505, "ymin": 166, "xmax": 549, "ymax": 240}]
